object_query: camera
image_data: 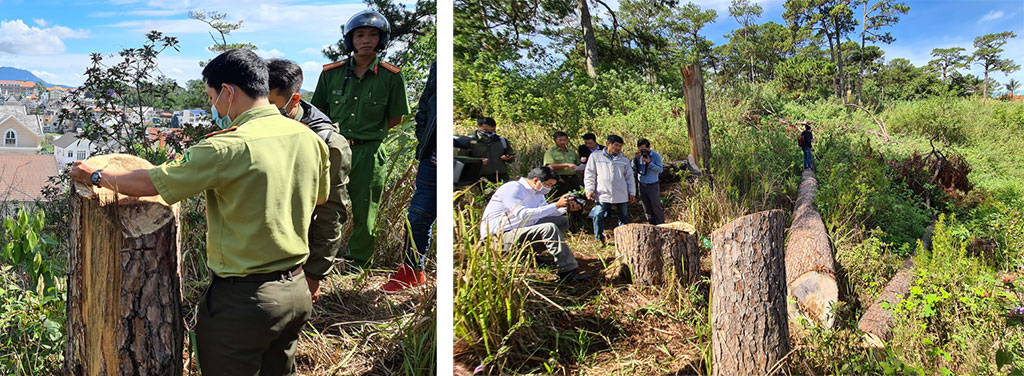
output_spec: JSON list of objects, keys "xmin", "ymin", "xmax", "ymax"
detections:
[
  {"xmin": 640, "ymin": 149, "xmax": 651, "ymax": 158},
  {"xmin": 565, "ymin": 193, "xmax": 588, "ymax": 207}
]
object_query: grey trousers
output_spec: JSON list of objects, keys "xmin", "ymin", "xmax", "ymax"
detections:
[
  {"xmin": 638, "ymin": 182, "xmax": 665, "ymax": 225},
  {"xmin": 501, "ymin": 215, "xmax": 579, "ymax": 272}
]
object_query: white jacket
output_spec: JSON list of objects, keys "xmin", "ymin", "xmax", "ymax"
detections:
[{"xmin": 584, "ymin": 150, "xmax": 635, "ymax": 204}]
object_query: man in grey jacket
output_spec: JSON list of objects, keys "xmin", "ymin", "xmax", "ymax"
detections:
[{"xmin": 584, "ymin": 134, "xmax": 635, "ymax": 243}]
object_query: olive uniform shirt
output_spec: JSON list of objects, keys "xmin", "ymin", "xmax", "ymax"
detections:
[
  {"xmin": 543, "ymin": 146, "xmax": 579, "ymax": 176},
  {"xmin": 310, "ymin": 56, "xmax": 410, "ymax": 141},
  {"xmin": 149, "ymin": 105, "xmax": 330, "ymax": 278}
]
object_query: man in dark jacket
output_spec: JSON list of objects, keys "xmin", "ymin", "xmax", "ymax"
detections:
[
  {"xmin": 457, "ymin": 117, "xmax": 514, "ymax": 184},
  {"xmin": 799, "ymin": 124, "xmax": 814, "ymax": 170},
  {"xmin": 577, "ymin": 133, "xmax": 603, "ymax": 164},
  {"xmin": 267, "ymin": 58, "xmax": 352, "ymax": 300},
  {"xmin": 383, "ymin": 61, "xmax": 435, "ymax": 292}
]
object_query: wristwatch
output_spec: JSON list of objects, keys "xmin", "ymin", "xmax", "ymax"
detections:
[{"xmin": 90, "ymin": 169, "xmax": 104, "ymax": 187}]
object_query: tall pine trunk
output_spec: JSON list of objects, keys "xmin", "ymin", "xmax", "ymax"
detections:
[{"xmin": 578, "ymin": 0, "xmax": 599, "ymax": 78}]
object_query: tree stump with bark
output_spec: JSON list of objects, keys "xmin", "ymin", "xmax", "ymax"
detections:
[
  {"xmin": 614, "ymin": 223, "xmax": 700, "ymax": 286},
  {"xmin": 710, "ymin": 210, "xmax": 790, "ymax": 376},
  {"xmin": 786, "ymin": 169, "xmax": 839, "ymax": 330},
  {"xmin": 681, "ymin": 63, "xmax": 712, "ymax": 173},
  {"xmin": 65, "ymin": 154, "xmax": 183, "ymax": 375}
]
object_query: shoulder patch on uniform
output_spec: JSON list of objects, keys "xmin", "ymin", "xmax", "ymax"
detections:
[
  {"xmin": 322, "ymin": 61, "xmax": 346, "ymax": 72},
  {"xmin": 205, "ymin": 126, "xmax": 238, "ymax": 137},
  {"xmin": 379, "ymin": 61, "xmax": 401, "ymax": 74}
]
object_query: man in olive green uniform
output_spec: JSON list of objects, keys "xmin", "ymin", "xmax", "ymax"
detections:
[
  {"xmin": 311, "ymin": 10, "xmax": 409, "ymax": 268},
  {"xmin": 68, "ymin": 49, "xmax": 329, "ymax": 374},
  {"xmin": 457, "ymin": 117, "xmax": 515, "ymax": 184},
  {"xmin": 543, "ymin": 131, "xmax": 581, "ymax": 198},
  {"xmin": 268, "ymin": 58, "xmax": 352, "ymax": 301}
]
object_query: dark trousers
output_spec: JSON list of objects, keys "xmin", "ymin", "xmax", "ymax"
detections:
[
  {"xmin": 802, "ymin": 147, "xmax": 814, "ymax": 170},
  {"xmin": 590, "ymin": 202, "xmax": 629, "ymax": 242},
  {"xmin": 196, "ymin": 270, "xmax": 312, "ymax": 375},
  {"xmin": 404, "ymin": 157, "xmax": 436, "ymax": 270},
  {"xmin": 638, "ymin": 182, "xmax": 665, "ymax": 225}
]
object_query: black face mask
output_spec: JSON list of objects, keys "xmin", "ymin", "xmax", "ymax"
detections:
[{"xmin": 278, "ymin": 106, "xmax": 289, "ymax": 117}]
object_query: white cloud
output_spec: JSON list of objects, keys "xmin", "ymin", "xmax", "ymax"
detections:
[
  {"xmin": 256, "ymin": 48, "xmax": 285, "ymax": 59},
  {"xmin": 0, "ymin": 20, "xmax": 90, "ymax": 56},
  {"xmin": 89, "ymin": 9, "xmax": 187, "ymax": 18},
  {"xmin": 301, "ymin": 61, "xmax": 327, "ymax": 92},
  {"xmin": 979, "ymin": 10, "xmax": 1006, "ymax": 23},
  {"xmin": 33, "ymin": 19, "xmax": 47, "ymax": 27},
  {"xmin": 102, "ymin": 19, "xmax": 209, "ymax": 34},
  {"xmin": 30, "ymin": 70, "xmax": 57, "ymax": 81},
  {"xmin": 300, "ymin": 47, "xmax": 324, "ymax": 55}
]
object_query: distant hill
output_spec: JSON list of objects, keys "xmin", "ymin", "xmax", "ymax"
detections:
[{"xmin": 0, "ymin": 67, "xmax": 72, "ymax": 88}]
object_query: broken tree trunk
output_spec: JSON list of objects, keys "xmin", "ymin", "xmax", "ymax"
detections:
[
  {"xmin": 680, "ymin": 62, "xmax": 712, "ymax": 173},
  {"xmin": 786, "ymin": 169, "xmax": 839, "ymax": 330},
  {"xmin": 65, "ymin": 154, "xmax": 183, "ymax": 375},
  {"xmin": 858, "ymin": 222, "xmax": 936, "ymax": 348},
  {"xmin": 711, "ymin": 210, "xmax": 790, "ymax": 376},
  {"xmin": 614, "ymin": 223, "xmax": 700, "ymax": 286}
]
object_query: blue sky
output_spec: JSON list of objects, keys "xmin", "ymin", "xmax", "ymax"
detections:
[
  {"xmin": 592, "ymin": 0, "xmax": 1024, "ymax": 89},
  {"xmin": 0, "ymin": 0, "xmax": 1020, "ymax": 91},
  {"xmin": 0, "ymin": 0, "xmax": 411, "ymax": 91}
]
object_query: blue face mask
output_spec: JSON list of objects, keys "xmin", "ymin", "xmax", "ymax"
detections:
[
  {"xmin": 210, "ymin": 88, "xmax": 233, "ymax": 129},
  {"xmin": 480, "ymin": 130, "xmax": 496, "ymax": 138}
]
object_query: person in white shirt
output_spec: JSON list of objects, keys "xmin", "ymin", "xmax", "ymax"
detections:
[
  {"xmin": 480, "ymin": 166, "xmax": 591, "ymax": 282},
  {"xmin": 584, "ymin": 134, "xmax": 635, "ymax": 243}
]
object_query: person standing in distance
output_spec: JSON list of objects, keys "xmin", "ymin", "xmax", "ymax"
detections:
[{"xmin": 311, "ymin": 10, "xmax": 410, "ymax": 269}]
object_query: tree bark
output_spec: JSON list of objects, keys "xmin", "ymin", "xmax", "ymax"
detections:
[
  {"xmin": 858, "ymin": 222, "xmax": 935, "ymax": 348},
  {"xmin": 680, "ymin": 62, "xmax": 712, "ymax": 173},
  {"xmin": 785, "ymin": 169, "xmax": 839, "ymax": 330},
  {"xmin": 65, "ymin": 154, "xmax": 183, "ymax": 376},
  {"xmin": 614, "ymin": 223, "xmax": 700, "ymax": 286},
  {"xmin": 711, "ymin": 210, "xmax": 790, "ymax": 376},
  {"xmin": 578, "ymin": 0, "xmax": 599, "ymax": 78},
  {"xmin": 857, "ymin": 258, "xmax": 914, "ymax": 348}
]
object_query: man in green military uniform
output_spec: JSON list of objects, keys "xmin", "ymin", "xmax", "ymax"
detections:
[
  {"xmin": 311, "ymin": 10, "xmax": 410, "ymax": 268},
  {"xmin": 268, "ymin": 58, "xmax": 352, "ymax": 300},
  {"xmin": 68, "ymin": 49, "xmax": 330, "ymax": 374},
  {"xmin": 543, "ymin": 131, "xmax": 581, "ymax": 198}
]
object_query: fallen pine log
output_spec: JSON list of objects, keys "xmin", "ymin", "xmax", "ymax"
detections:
[
  {"xmin": 786, "ymin": 169, "xmax": 839, "ymax": 330},
  {"xmin": 711, "ymin": 210, "xmax": 790, "ymax": 376},
  {"xmin": 858, "ymin": 222, "xmax": 936, "ymax": 348}
]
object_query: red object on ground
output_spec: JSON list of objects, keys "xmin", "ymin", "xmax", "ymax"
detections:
[{"xmin": 381, "ymin": 264, "xmax": 426, "ymax": 293}]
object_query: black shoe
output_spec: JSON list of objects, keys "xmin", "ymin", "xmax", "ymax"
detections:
[{"xmin": 557, "ymin": 268, "xmax": 592, "ymax": 283}]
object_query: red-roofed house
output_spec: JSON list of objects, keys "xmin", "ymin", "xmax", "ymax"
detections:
[{"xmin": 0, "ymin": 154, "xmax": 59, "ymax": 204}]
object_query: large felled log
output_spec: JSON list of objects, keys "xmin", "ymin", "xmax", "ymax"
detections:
[
  {"xmin": 785, "ymin": 169, "xmax": 839, "ymax": 329},
  {"xmin": 858, "ymin": 222, "xmax": 935, "ymax": 348},
  {"xmin": 614, "ymin": 223, "xmax": 700, "ymax": 286},
  {"xmin": 681, "ymin": 63, "xmax": 712, "ymax": 172},
  {"xmin": 65, "ymin": 154, "xmax": 183, "ymax": 375},
  {"xmin": 711, "ymin": 210, "xmax": 790, "ymax": 376}
]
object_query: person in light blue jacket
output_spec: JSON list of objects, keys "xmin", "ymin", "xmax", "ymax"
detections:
[
  {"xmin": 584, "ymin": 134, "xmax": 635, "ymax": 243},
  {"xmin": 633, "ymin": 138, "xmax": 665, "ymax": 225}
]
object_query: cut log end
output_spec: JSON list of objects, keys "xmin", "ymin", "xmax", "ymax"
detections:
[{"xmin": 614, "ymin": 223, "xmax": 700, "ymax": 286}]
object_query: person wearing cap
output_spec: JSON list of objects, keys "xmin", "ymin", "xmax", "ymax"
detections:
[
  {"xmin": 585, "ymin": 134, "xmax": 635, "ymax": 243},
  {"xmin": 457, "ymin": 117, "xmax": 515, "ymax": 184},
  {"xmin": 267, "ymin": 58, "xmax": 352, "ymax": 301},
  {"xmin": 577, "ymin": 133, "xmax": 603, "ymax": 164},
  {"xmin": 543, "ymin": 131, "xmax": 580, "ymax": 198},
  {"xmin": 68, "ymin": 49, "xmax": 330, "ymax": 373},
  {"xmin": 311, "ymin": 10, "xmax": 410, "ymax": 269}
]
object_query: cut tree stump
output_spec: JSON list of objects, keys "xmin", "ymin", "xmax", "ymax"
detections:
[
  {"xmin": 65, "ymin": 154, "xmax": 183, "ymax": 375},
  {"xmin": 711, "ymin": 210, "xmax": 790, "ymax": 376},
  {"xmin": 785, "ymin": 169, "xmax": 839, "ymax": 330},
  {"xmin": 614, "ymin": 223, "xmax": 700, "ymax": 286},
  {"xmin": 858, "ymin": 222, "xmax": 936, "ymax": 348}
]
